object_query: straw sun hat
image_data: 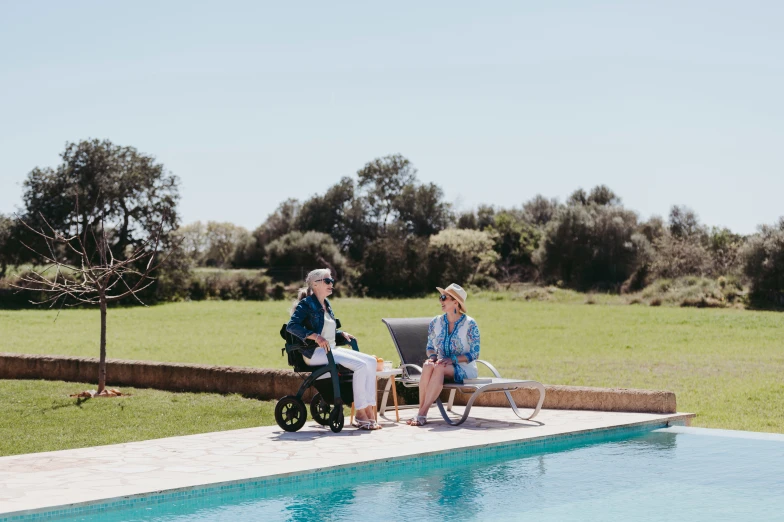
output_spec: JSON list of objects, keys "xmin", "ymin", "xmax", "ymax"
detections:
[{"xmin": 436, "ymin": 283, "xmax": 467, "ymax": 313}]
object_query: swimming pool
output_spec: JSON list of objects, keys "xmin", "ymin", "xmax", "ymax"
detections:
[{"xmin": 49, "ymin": 425, "xmax": 783, "ymax": 521}]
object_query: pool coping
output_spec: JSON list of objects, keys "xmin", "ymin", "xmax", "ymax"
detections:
[{"xmin": 0, "ymin": 410, "xmax": 694, "ymax": 521}]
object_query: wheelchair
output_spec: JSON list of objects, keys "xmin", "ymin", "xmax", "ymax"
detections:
[{"xmin": 275, "ymin": 322, "xmax": 359, "ymax": 433}]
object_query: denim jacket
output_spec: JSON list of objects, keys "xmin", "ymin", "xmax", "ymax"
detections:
[{"xmin": 286, "ymin": 295, "xmax": 345, "ymax": 358}]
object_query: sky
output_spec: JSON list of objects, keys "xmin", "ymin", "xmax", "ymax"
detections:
[{"xmin": 1, "ymin": 1, "xmax": 782, "ymax": 235}]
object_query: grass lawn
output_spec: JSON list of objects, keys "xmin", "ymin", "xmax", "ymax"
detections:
[
  {"xmin": 2, "ymin": 296, "xmax": 783, "ymax": 436},
  {"xmin": 0, "ymin": 379, "xmax": 276, "ymax": 457}
]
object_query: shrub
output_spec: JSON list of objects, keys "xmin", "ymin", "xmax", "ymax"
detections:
[
  {"xmin": 428, "ymin": 229, "xmax": 499, "ymax": 287},
  {"xmin": 741, "ymin": 218, "xmax": 784, "ymax": 305},
  {"xmin": 0, "ymin": 269, "xmax": 80, "ymax": 309},
  {"xmin": 265, "ymin": 231, "xmax": 348, "ymax": 283},
  {"xmin": 187, "ymin": 270, "xmax": 270, "ymax": 301},
  {"xmin": 640, "ymin": 276, "xmax": 745, "ymax": 308},
  {"xmin": 271, "ymin": 282, "xmax": 286, "ymax": 301},
  {"xmin": 649, "ymin": 233, "xmax": 712, "ymax": 281}
]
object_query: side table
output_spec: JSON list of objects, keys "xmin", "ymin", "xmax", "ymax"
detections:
[{"xmin": 350, "ymin": 368, "xmax": 403, "ymax": 424}]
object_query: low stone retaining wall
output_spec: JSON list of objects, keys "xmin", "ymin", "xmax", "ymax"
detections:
[{"xmin": 0, "ymin": 353, "xmax": 676, "ymax": 414}]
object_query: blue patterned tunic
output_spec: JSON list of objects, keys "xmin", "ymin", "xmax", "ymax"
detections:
[{"xmin": 426, "ymin": 314, "xmax": 481, "ymax": 384}]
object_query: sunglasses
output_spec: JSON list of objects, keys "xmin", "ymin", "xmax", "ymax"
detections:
[
  {"xmin": 315, "ymin": 278, "xmax": 335, "ymax": 285},
  {"xmin": 439, "ymin": 294, "xmax": 453, "ymax": 302}
]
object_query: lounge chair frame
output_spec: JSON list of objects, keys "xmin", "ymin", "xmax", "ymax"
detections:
[{"xmin": 381, "ymin": 318, "xmax": 545, "ymax": 426}]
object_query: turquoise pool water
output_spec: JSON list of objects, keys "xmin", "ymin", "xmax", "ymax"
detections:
[{"xmin": 58, "ymin": 426, "xmax": 784, "ymax": 521}]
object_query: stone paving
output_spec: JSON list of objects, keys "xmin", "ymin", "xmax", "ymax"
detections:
[{"xmin": 0, "ymin": 407, "xmax": 694, "ymax": 518}]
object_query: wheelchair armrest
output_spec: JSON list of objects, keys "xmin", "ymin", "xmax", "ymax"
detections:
[{"xmin": 284, "ymin": 341, "xmax": 316, "ymax": 353}]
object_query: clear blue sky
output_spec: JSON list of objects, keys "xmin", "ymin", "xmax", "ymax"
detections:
[{"xmin": 1, "ymin": 1, "xmax": 782, "ymax": 234}]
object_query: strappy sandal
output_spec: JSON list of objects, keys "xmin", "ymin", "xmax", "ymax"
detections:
[
  {"xmin": 352, "ymin": 419, "xmax": 374, "ymax": 430},
  {"xmin": 409, "ymin": 415, "xmax": 427, "ymax": 427}
]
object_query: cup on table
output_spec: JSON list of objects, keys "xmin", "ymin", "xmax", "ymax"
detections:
[
  {"xmin": 383, "ymin": 360, "xmax": 393, "ymax": 371},
  {"xmin": 375, "ymin": 356, "xmax": 384, "ymax": 372}
]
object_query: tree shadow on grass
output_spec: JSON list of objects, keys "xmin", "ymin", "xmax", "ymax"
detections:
[{"xmin": 48, "ymin": 396, "xmax": 90, "ymax": 411}]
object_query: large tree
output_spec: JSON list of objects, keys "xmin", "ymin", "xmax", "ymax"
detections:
[
  {"xmin": 357, "ymin": 153, "xmax": 417, "ymax": 233},
  {"xmin": 295, "ymin": 177, "xmax": 369, "ymax": 255},
  {"xmin": 394, "ymin": 182, "xmax": 453, "ymax": 237},
  {"xmin": 535, "ymin": 203, "xmax": 642, "ymax": 289},
  {"xmin": 19, "ymin": 139, "xmax": 180, "ymax": 263}
]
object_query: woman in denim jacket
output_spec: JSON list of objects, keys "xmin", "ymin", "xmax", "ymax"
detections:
[{"xmin": 287, "ymin": 268, "xmax": 381, "ymax": 430}]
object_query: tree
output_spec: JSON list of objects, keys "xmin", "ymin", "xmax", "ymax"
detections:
[
  {"xmin": 175, "ymin": 221, "xmax": 208, "ymax": 265},
  {"xmin": 394, "ymin": 182, "xmax": 452, "ymax": 237},
  {"xmin": 295, "ymin": 177, "xmax": 372, "ymax": 258},
  {"xmin": 475, "ymin": 205, "xmax": 496, "ymax": 230},
  {"xmin": 638, "ymin": 215, "xmax": 666, "ymax": 244},
  {"xmin": 485, "ymin": 211, "xmax": 540, "ymax": 282},
  {"xmin": 644, "ymin": 206, "xmax": 713, "ymax": 281},
  {"xmin": 456, "ymin": 211, "xmax": 478, "ymax": 230},
  {"xmin": 668, "ymin": 205, "xmax": 704, "ymax": 240},
  {"xmin": 203, "ymin": 222, "xmax": 250, "ymax": 267},
  {"xmin": 567, "ymin": 188, "xmax": 589, "ymax": 206},
  {"xmin": 568, "ymin": 185, "xmax": 620, "ymax": 207},
  {"xmin": 535, "ymin": 204, "xmax": 642, "ymax": 289},
  {"xmin": 18, "ymin": 139, "xmax": 180, "ymax": 263},
  {"xmin": 360, "ymin": 231, "xmax": 430, "ymax": 297},
  {"xmin": 454, "ymin": 205, "xmax": 495, "ymax": 231},
  {"xmin": 707, "ymin": 226, "xmax": 743, "ymax": 276},
  {"xmin": 357, "ymin": 154, "xmax": 417, "ymax": 232},
  {"xmin": 587, "ymin": 185, "xmax": 621, "ymax": 206},
  {"xmin": 741, "ymin": 218, "xmax": 784, "ymax": 305},
  {"xmin": 13, "ymin": 200, "xmax": 172, "ymax": 395},
  {"xmin": 0, "ymin": 214, "xmax": 13, "ymax": 278},
  {"xmin": 522, "ymin": 195, "xmax": 560, "ymax": 227}
]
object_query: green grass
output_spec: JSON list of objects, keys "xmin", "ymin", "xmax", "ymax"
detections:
[
  {"xmin": 2, "ymin": 297, "xmax": 783, "ymax": 436},
  {"xmin": 0, "ymin": 379, "xmax": 276, "ymax": 456}
]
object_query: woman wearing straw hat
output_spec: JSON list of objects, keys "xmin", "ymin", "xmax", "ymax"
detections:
[{"xmin": 407, "ymin": 283, "xmax": 481, "ymax": 426}]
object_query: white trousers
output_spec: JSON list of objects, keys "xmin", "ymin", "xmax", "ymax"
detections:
[{"xmin": 306, "ymin": 347, "xmax": 378, "ymax": 410}]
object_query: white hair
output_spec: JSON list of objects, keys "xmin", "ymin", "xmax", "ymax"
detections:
[{"xmin": 291, "ymin": 268, "xmax": 332, "ymax": 313}]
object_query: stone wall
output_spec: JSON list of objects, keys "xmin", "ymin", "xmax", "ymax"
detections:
[{"xmin": 0, "ymin": 353, "xmax": 676, "ymax": 413}]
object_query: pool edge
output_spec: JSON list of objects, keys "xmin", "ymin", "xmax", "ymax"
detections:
[{"xmin": 0, "ymin": 412, "xmax": 694, "ymax": 521}]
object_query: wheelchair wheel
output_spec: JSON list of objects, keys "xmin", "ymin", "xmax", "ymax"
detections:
[
  {"xmin": 275, "ymin": 395, "xmax": 307, "ymax": 432},
  {"xmin": 310, "ymin": 393, "xmax": 332, "ymax": 426},
  {"xmin": 329, "ymin": 408, "xmax": 344, "ymax": 433}
]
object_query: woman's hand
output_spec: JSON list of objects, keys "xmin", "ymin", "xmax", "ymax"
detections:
[
  {"xmin": 437, "ymin": 357, "xmax": 452, "ymax": 367},
  {"xmin": 342, "ymin": 332, "xmax": 355, "ymax": 342},
  {"xmin": 311, "ymin": 334, "xmax": 331, "ymax": 350}
]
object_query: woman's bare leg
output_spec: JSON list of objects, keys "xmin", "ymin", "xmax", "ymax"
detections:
[
  {"xmin": 418, "ymin": 365, "xmax": 455, "ymax": 418},
  {"xmin": 418, "ymin": 361, "xmax": 434, "ymax": 405},
  {"xmin": 408, "ymin": 361, "xmax": 434, "ymax": 424}
]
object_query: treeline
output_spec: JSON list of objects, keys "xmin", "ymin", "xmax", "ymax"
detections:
[
  {"xmin": 1, "ymin": 140, "xmax": 783, "ymax": 307},
  {"xmin": 171, "ymin": 157, "xmax": 783, "ymax": 305}
]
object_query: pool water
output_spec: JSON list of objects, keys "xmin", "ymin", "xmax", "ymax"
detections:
[{"xmin": 65, "ymin": 427, "xmax": 784, "ymax": 522}]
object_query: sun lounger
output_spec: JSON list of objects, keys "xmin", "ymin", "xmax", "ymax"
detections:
[{"xmin": 380, "ymin": 317, "xmax": 545, "ymax": 426}]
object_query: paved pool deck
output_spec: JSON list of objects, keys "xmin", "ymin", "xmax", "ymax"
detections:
[{"xmin": 0, "ymin": 407, "xmax": 694, "ymax": 519}]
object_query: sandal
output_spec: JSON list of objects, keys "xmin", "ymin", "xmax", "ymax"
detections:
[
  {"xmin": 409, "ymin": 415, "xmax": 427, "ymax": 427},
  {"xmin": 352, "ymin": 419, "xmax": 374, "ymax": 430}
]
